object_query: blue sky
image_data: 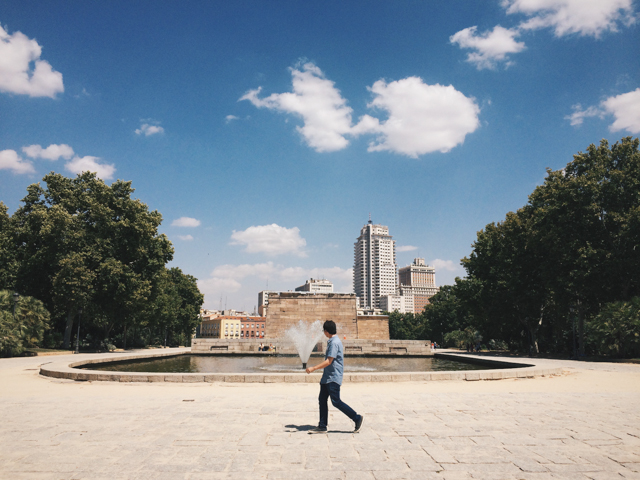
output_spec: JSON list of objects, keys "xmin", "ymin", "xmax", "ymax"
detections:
[{"xmin": 1, "ymin": 1, "xmax": 639, "ymax": 312}]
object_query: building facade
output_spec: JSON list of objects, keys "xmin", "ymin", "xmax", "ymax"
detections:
[
  {"xmin": 295, "ymin": 278, "xmax": 334, "ymax": 293},
  {"xmin": 258, "ymin": 290, "xmax": 276, "ymax": 316},
  {"xmin": 398, "ymin": 258, "xmax": 439, "ymax": 314},
  {"xmin": 241, "ymin": 316, "xmax": 266, "ymax": 339},
  {"xmin": 200, "ymin": 315, "xmax": 241, "ymax": 339},
  {"xmin": 378, "ymin": 293, "xmax": 414, "ymax": 314},
  {"xmin": 353, "ymin": 220, "xmax": 397, "ymax": 309}
]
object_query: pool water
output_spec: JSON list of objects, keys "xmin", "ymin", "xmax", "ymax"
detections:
[{"xmin": 81, "ymin": 354, "xmax": 497, "ymax": 374}]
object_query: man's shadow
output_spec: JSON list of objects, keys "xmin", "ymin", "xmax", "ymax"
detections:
[
  {"xmin": 285, "ymin": 424, "xmax": 315, "ymax": 432},
  {"xmin": 284, "ymin": 425, "xmax": 353, "ymax": 433}
]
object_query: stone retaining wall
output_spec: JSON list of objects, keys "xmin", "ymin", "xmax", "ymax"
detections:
[
  {"xmin": 190, "ymin": 338, "xmax": 432, "ymax": 355},
  {"xmin": 38, "ymin": 350, "xmax": 565, "ymax": 383}
]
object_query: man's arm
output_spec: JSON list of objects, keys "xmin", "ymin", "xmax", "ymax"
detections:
[{"xmin": 306, "ymin": 357, "xmax": 334, "ymax": 374}]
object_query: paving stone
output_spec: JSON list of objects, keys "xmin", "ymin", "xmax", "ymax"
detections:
[
  {"xmin": 423, "ymin": 446, "xmax": 457, "ymax": 464},
  {"xmin": 2, "ymin": 351, "xmax": 640, "ymax": 480}
]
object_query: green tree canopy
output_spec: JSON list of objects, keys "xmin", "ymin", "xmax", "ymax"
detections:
[
  {"xmin": 11, "ymin": 172, "xmax": 174, "ymax": 348},
  {"xmin": 457, "ymin": 137, "xmax": 640, "ymax": 355}
]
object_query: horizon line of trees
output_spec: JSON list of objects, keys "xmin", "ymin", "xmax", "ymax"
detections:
[
  {"xmin": 0, "ymin": 172, "xmax": 204, "ymax": 356},
  {"xmin": 387, "ymin": 137, "xmax": 640, "ymax": 358}
]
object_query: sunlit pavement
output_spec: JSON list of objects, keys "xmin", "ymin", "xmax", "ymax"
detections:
[{"xmin": 1, "ymin": 349, "xmax": 639, "ymax": 480}]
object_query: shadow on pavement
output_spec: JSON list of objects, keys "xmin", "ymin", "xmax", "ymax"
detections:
[{"xmin": 284, "ymin": 424, "xmax": 315, "ymax": 432}]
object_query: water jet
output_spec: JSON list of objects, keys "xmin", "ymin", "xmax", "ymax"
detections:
[{"xmin": 284, "ymin": 319, "xmax": 325, "ymax": 369}]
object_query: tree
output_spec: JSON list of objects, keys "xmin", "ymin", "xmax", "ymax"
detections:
[
  {"xmin": 527, "ymin": 137, "xmax": 640, "ymax": 354},
  {"xmin": 11, "ymin": 172, "xmax": 174, "ymax": 348},
  {"xmin": 387, "ymin": 311, "xmax": 427, "ymax": 341},
  {"xmin": 587, "ymin": 297, "xmax": 640, "ymax": 358},
  {"xmin": 0, "ymin": 203, "xmax": 17, "ymax": 290},
  {"xmin": 462, "ymin": 208, "xmax": 549, "ymax": 354},
  {"xmin": 142, "ymin": 267, "xmax": 204, "ymax": 347},
  {"xmin": 168, "ymin": 267, "xmax": 204, "ymax": 345},
  {"xmin": 422, "ymin": 279, "xmax": 475, "ymax": 344}
]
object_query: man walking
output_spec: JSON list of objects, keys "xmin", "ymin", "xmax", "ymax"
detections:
[{"xmin": 306, "ymin": 320, "xmax": 364, "ymax": 434}]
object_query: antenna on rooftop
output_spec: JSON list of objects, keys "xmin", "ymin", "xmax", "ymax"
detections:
[{"xmin": 368, "ymin": 212, "xmax": 372, "ymax": 224}]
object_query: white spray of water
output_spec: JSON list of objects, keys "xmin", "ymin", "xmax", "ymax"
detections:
[{"xmin": 284, "ymin": 320, "xmax": 325, "ymax": 367}]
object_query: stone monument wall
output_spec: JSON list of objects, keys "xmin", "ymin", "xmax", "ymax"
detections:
[
  {"xmin": 356, "ymin": 317, "xmax": 390, "ymax": 340},
  {"xmin": 265, "ymin": 293, "xmax": 358, "ymax": 339}
]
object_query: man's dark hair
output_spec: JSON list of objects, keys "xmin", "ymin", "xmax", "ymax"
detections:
[{"xmin": 323, "ymin": 320, "xmax": 336, "ymax": 335}]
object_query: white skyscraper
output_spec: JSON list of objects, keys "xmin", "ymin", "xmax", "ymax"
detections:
[{"xmin": 353, "ymin": 219, "xmax": 397, "ymax": 309}]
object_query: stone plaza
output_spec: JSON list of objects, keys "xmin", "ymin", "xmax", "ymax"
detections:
[{"xmin": 1, "ymin": 350, "xmax": 639, "ymax": 480}]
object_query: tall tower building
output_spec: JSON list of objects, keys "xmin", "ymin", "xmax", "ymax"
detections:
[
  {"xmin": 353, "ymin": 220, "xmax": 397, "ymax": 309},
  {"xmin": 398, "ymin": 258, "xmax": 439, "ymax": 314}
]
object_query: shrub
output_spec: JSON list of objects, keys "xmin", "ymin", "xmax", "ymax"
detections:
[
  {"xmin": 0, "ymin": 310, "xmax": 24, "ymax": 357},
  {"xmin": 488, "ymin": 339, "xmax": 509, "ymax": 351},
  {"xmin": 444, "ymin": 328, "xmax": 478, "ymax": 349},
  {"xmin": 587, "ymin": 297, "xmax": 640, "ymax": 358},
  {"xmin": 0, "ymin": 290, "xmax": 50, "ymax": 356}
]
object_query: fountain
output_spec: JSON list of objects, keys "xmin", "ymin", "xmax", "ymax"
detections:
[{"xmin": 284, "ymin": 319, "xmax": 325, "ymax": 369}]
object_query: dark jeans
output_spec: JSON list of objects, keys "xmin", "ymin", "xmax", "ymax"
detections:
[{"xmin": 318, "ymin": 382, "xmax": 358, "ymax": 428}]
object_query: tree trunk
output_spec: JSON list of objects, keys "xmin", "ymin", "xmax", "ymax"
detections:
[
  {"xmin": 63, "ymin": 309, "xmax": 75, "ymax": 349},
  {"xmin": 105, "ymin": 322, "xmax": 114, "ymax": 340},
  {"xmin": 577, "ymin": 300, "xmax": 585, "ymax": 356},
  {"xmin": 123, "ymin": 324, "xmax": 127, "ymax": 350}
]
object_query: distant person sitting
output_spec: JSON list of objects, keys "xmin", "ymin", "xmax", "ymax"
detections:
[{"xmin": 259, "ymin": 342, "xmax": 264, "ymax": 352}]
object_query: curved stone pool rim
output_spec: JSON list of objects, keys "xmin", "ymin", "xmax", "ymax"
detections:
[{"xmin": 39, "ymin": 349, "xmax": 564, "ymax": 383}]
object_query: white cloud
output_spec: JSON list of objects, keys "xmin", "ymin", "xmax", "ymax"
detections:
[
  {"xmin": 565, "ymin": 104, "xmax": 602, "ymax": 126},
  {"xmin": 240, "ymin": 63, "xmax": 353, "ymax": 152},
  {"xmin": 177, "ymin": 235, "xmax": 194, "ymax": 241},
  {"xmin": 504, "ymin": 0, "xmax": 635, "ymax": 38},
  {"xmin": 225, "ymin": 115, "xmax": 239, "ymax": 123},
  {"xmin": 198, "ymin": 276, "xmax": 243, "ymax": 295},
  {"xmin": 135, "ymin": 122, "xmax": 165, "ymax": 136},
  {"xmin": 230, "ymin": 224, "xmax": 307, "ymax": 257},
  {"xmin": 64, "ymin": 156, "xmax": 116, "ymax": 180},
  {"xmin": 0, "ymin": 25, "xmax": 64, "ymax": 98},
  {"xmin": 565, "ymin": 88, "xmax": 640, "ymax": 133},
  {"xmin": 198, "ymin": 262, "xmax": 353, "ymax": 297},
  {"xmin": 431, "ymin": 259, "xmax": 461, "ymax": 272},
  {"xmin": 242, "ymin": 63, "xmax": 480, "ymax": 157},
  {"xmin": 449, "ymin": 25, "xmax": 526, "ymax": 70},
  {"xmin": 0, "ymin": 149, "xmax": 35, "ymax": 174},
  {"xmin": 353, "ymin": 77, "xmax": 480, "ymax": 157},
  {"xmin": 452, "ymin": 1, "xmax": 634, "ymax": 71},
  {"xmin": 22, "ymin": 143, "xmax": 74, "ymax": 161},
  {"xmin": 211, "ymin": 262, "xmax": 278, "ymax": 280},
  {"xmin": 602, "ymin": 88, "xmax": 640, "ymax": 134},
  {"xmin": 171, "ymin": 217, "xmax": 201, "ymax": 227},
  {"xmin": 397, "ymin": 245, "xmax": 419, "ymax": 252}
]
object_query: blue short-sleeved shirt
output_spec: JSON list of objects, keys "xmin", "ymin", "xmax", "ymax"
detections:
[{"xmin": 321, "ymin": 335, "xmax": 344, "ymax": 385}]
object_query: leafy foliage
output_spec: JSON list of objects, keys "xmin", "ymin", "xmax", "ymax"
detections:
[
  {"xmin": 430, "ymin": 137, "xmax": 640, "ymax": 357},
  {"xmin": 587, "ymin": 297, "xmax": 640, "ymax": 358},
  {"xmin": 0, "ymin": 203, "xmax": 17, "ymax": 290},
  {"xmin": 387, "ymin": 311, "xmax": 425, "ymax": 340},
  {"xmin": 1, "ymin": 173, "xmax": 204, "ymax": 353},
  {"xmin": 0, "ymin": 290, "xmax": 50, "ymax": 356},
  {"xmin": 443, "ymin": 328, "xmax": 478, "ymax": 349}
]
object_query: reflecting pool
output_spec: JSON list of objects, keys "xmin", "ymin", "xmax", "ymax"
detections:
[{"xmin": 81, "ymin": 354, "xmax": 501, "ymax": 374}]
